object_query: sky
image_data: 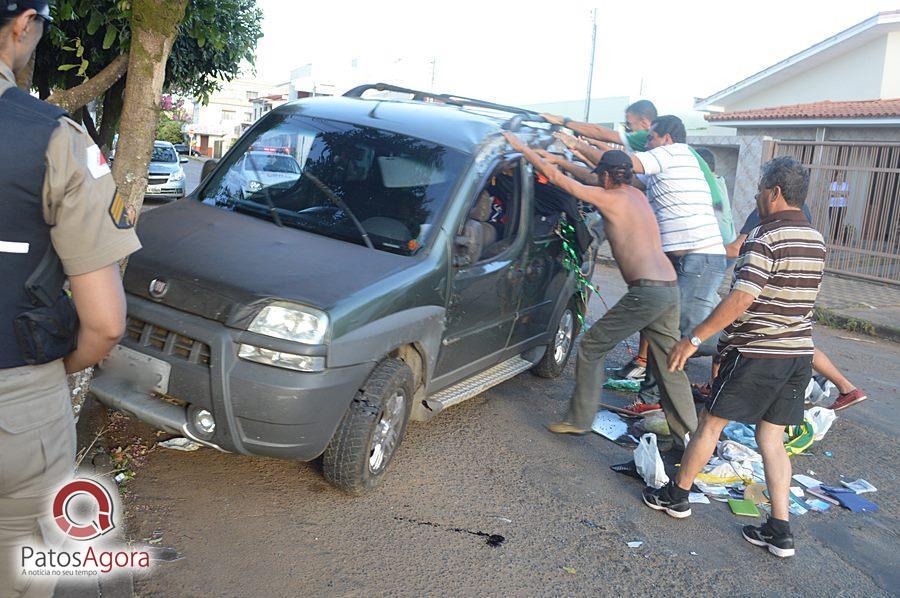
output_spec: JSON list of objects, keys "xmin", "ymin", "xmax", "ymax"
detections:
[{"xmin": 252, "ymin": 0, "xmax": 899, "ymax": 114}]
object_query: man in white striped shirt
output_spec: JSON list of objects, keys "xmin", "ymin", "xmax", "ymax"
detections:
[{"xmin": 622, "ymin": 116, "xmax": 728, "ymax": 405}]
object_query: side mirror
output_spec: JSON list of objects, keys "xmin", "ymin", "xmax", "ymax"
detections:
[
  {"xmin": 200, "ymin": 159, "xmax": 218, "ymax": 182},
  {"xmin": 180, "ymin": 156, "xmax": 188, "ymax": 164}
]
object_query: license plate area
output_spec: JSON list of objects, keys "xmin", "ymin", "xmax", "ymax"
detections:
[{"xmin": 100, "ymin": 345, "xmax": 171, "ymax": 394}]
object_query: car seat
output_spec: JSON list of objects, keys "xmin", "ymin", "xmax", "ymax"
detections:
[{"xmin": 457, "ymin": 191, "xmax": 498, "ymax": 264}]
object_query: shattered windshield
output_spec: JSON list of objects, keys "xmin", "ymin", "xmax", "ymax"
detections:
[{"xmin": 198, "ymin": 113, "xmax": 469, "ymax": 255}]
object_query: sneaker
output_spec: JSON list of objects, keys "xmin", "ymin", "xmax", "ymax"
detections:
[
  {"xmin": 546, "ymin": 421, "xmax": 590, "ymax": 435},
  {"xmin": 742, "ymin": 520, "xmax": 795, "ymax": 558},
  {"xmin": 623, "ymin": 401, "xmax": 662, "ymax": 416},
  {"xmin": 829, "ymin": 388, "xmax": 868, "ymax": 411},
  {"xmin": 612, "ymin": 357, "xmax": 647, "ymax": 381},
  {"xmin": 642, "ymin": 483, "xmax": 691, "ymax": 519}
]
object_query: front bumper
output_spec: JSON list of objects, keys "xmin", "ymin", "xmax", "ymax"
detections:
[
  {"xmin": 144, "ymin": 180, "xmax": 185, "ymax": 200},
  {"xmin": 91, "ymin": 296, "xmax": 374, "ymax": 460}
]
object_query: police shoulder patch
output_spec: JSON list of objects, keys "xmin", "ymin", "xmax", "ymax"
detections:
[{"xmin": 108, "ymin": 192, "xmax": 136, "ymax": 229}]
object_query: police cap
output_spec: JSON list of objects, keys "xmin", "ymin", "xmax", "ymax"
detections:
[{"xmin": 2, "ymin": 1, "xmax": 52, "ymax": 22}]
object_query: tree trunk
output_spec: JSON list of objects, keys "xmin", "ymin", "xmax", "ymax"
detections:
[
  {"xmin": 15, "ymin": 51, "xmax": 35, "ymax": 91},
  {"xmin": 46, "ymin": 54, "xmax": 129, "ymax": 114},
  {"xmin": 97, "ymin": 77, "xmax": 126, "ymax": 155},
  {"xmin": 70, "ymin": 0, "xmax": 188, "ymax": 416},
  {"xmin": 112, "ymin": 0, "xmax": 188, "ymax": 213}
]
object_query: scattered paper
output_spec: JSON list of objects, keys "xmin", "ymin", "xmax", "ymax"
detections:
[
  {"xmin": 591, "ymin": 410, "xmax": 628, "ymax": 441},
  {"xmin": 627, "ymin": 541, "xmax": 643, "ymax": 548},
  {"xmin": 562, "ymin": 566, "xmax": 577, "ymax": 575},
  {"xmin": 792, "ymin": 474, "xmax": 822, "ymax": 489},
  {"xmin": 790, "ymin": 487, "xmax": 804, "ymax": 498},
  {"xmin": 689, "ymin": 492, "xmax": 710, "ymax": 504},
  {"xmin": 840, "ymin": 479, "xmax": 877, "ymax": 494},
  {"xmin": 114, "ymin": 473, "xmax": 126, "ymax": 483},
  {"xmin": 158, "ymin": 437, "xmax": 202, "ymax": 451},
  {"xmin": 807, "ymin": 499, "xmax": 831, "ymax": 512},
  {"xmin": 690, "ymin": 551, "xmax": 698, "ymax": 556}
]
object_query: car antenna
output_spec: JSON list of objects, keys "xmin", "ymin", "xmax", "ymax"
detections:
[{"xmin": 302, "ymin": 170, "xmax": 375, "ymax": 250}]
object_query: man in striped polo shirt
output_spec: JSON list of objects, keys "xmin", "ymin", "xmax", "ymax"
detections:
[{"xmin": 642, "ymin": 157, "xmax": 825, "ymax": 559}]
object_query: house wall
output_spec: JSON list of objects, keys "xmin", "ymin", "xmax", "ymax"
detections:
[
  {"xmin": 727, "ymin": 36, "xmax": 889, "ymax": 110},
  {"xmin": 882, "ymin": 32, "xmax": 900, "ymax": 97}
]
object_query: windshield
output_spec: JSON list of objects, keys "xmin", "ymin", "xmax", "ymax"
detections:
[
  {"xmin": 198, "ymin": 113, "xmax": 468, "ymax": 255},
  {"xmin": 152, "ymin": 146, "xmax": 178, "ymax": 163}
]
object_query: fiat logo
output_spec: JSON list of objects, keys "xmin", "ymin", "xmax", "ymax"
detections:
[{"xmin": 149, "ymin": 278, "xmax": 169, "ymax": 299}]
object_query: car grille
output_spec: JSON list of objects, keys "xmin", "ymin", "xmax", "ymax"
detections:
[
  {"xmin": 125, "ymin": 317, "xmax": 211, "ymax": 366},
  {"xmin": 148, "ymin": 176, "xmax": 169, "ymax": 186}
]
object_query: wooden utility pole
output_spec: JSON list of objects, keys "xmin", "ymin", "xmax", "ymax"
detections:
[{"xmin": 584, "ymin": 8, "xmax": 598, "ymax": 121}]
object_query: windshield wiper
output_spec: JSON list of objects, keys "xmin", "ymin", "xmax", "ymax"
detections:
[{"xmin": 302, "ymin": 170, "xmax": 375, "ymax": 250}]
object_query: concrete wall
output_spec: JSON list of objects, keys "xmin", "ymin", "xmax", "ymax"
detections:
[{"xmin": 728, "ymin": 36, "xmax": 889, "ymax": 110}]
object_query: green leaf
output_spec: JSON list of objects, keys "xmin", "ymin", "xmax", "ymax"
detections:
[
  {"xmin": 103, "ymin": 25, "xmax": 117, "ymax": 49},
  {"xmin": 58, "ymin": 64, "xmax": 80, "ymax": 72}
]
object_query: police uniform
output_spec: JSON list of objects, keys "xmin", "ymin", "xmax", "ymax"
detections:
[{"xmin": 0, "ymin": 58, "xmax": 141, "ymax": 596}]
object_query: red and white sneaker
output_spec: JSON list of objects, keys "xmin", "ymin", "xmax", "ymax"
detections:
[
  {"xmin": 623, "ymin": 401, "xmax": 662, "ymax": 416},
  {"xmin": 829, "ymin": 389, "xmax": 868, "ymax": 411}
]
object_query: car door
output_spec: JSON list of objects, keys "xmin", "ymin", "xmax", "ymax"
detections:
[
  {"xmin": 508, "ymin": 173, "xmax": 573, "ymax": 348},
  {"xmin": 432, "ymin": 159, "xmax": 528, "ymax": 381}
]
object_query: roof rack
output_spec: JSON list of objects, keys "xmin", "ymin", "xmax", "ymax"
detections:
[{"xmin": 343, "ymin": 82, "xmax": 546, "ymax": 121}]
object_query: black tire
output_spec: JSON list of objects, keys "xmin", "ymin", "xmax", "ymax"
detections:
[
  {"xmin": 322, "ymin": 358, "xmax": 414, "ymax": 494},
  {"xmin": 532, "ymin": 300, "xmax": 581, "ymax": 379}
]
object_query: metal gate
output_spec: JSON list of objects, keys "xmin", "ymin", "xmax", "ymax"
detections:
[{"xmin": 774, "ymin": 141, "xmax": 900, "ymax": 285}]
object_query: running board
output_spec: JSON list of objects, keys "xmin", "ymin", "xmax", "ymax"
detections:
[{"xmin": 419, "ymin": 356, "xmax": 533, "ymax": 419}]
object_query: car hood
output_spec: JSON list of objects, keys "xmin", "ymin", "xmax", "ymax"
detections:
[
  {"xmin": 124, "ymin": 200, "xmax": 413, "ymax": 327},
  {"xmin": 148, "ymin": 162, "xmax": 181, "ymax": 176}
]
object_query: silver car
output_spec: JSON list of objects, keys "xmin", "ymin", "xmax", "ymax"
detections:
[{"xmin": 145, "ymin": 141, "xmax": 188, "ymax": 201}]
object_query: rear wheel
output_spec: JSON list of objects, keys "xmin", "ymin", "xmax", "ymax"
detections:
[
  {"xmin": 322, "ymin": 358, "xmax": 414, "ymax": 494},
  {"xmin": 532, "ymin": 300, "xmax": 580, "ymax": 378}
]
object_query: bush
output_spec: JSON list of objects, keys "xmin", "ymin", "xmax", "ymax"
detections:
[{"xmin": 157, "ymin": 116, "xmax": 185, "ymax": 145}]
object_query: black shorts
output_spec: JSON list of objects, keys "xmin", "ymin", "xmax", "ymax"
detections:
[{"xmin": 707, "ymin": 351, "xmax": 812, "ymax": 426}]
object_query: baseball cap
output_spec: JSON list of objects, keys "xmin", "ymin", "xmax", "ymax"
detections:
[
  {"xmin": 593, "ymin": 149, "xmax": 632, "ymax": 173},
  {"xmin": 2, "ymin": 1, "xmax": 52, "ymax": 21}
]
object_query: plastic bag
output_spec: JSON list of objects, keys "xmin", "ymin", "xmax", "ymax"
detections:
[
  {"xmin": 717, "ymin": 440, "xmax": 762, "ymax": 462},
  {"xmin": 805, "ymin": 375, "xmax": 836, "ymax": 405},
  {"xmin": 633, "ymin": 433, "xmax": 669, "ymax": 489},
  {"xmin": 805, "ymin": 406, "xmax": 836, "ymax": 441}
]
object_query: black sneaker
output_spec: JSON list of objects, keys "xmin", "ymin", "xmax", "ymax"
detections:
[
  {"xmin": 642, "ymin": 483, "xmax": 691, "ymax": 519},
  {"xmin": 612, "ymin": 357, "xmax": 647, "ymax": 381},
  {"xmin": 742, "ymin": 520, "xmax": 796, "ymax": 558}
]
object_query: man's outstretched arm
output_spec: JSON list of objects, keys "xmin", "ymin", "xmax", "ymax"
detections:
[
  {"xmin": 503, "ymin": 132, "xmax": 612, "ymax": 211},
  {"xmin": 541, "ymin": 113, "xmax": 621, "ymax": 144},
  {"xmin": 535, "ymin": 149, "xmax": 598, "ymax": 185}
]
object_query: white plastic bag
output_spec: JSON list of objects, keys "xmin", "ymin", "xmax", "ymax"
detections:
[
  {"xmin": 805, "ymin": 376, "xmax": 836, "ymax": 405},
  {"xmin": 805, "ymin": 406, "xmax": 837, "ymax": 441},
  {"xmin": 633, "ymin": 433, "xmax": 669, "ymax": 489}
]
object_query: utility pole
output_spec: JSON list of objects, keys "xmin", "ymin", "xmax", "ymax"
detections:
[
  {"xmin": 429, "ymin": 57, "xmax": 437, "ymax": 91},
  {"xmin": 584, "ymin": 8, "xmax": 598, "ymax": 122}
]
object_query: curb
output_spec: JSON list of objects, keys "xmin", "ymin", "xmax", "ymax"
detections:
[{"xmin": 813, "ymin": 307, "xmax": 900, "ymax": 345}]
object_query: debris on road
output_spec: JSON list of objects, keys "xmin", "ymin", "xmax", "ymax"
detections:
[
  {"xmin": 158, "ymin": 437, "xmax": 202, "ymax": 451},
  {"xmin": 562, "ymin": 566, "xmax": 577, "ymax": 574},
  {"xmin": 728, "ymin": 499, "xmax": 760, "ymax": 517},
  {"xmin": 626, "ymin": 541, "xmax": 643, "ymax": 548},
  {"xmin": 633, "ymin": 433, "xmax": 668, "ymax": 489},
  {"xmin": 841, "ymin": 479, "xmax": 877, "ymax": 494},
  {"xmin": 591, "ymin": 410, "xmax": 628, "ymax": 441}
]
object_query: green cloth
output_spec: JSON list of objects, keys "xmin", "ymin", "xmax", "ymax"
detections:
[
  {"xmin": 688, "ymin": 147, "xmax": 737, "ymax": 244},
  {"xmin": 623, "ymin": 129, "xmax": 649, "ymax": 152}
]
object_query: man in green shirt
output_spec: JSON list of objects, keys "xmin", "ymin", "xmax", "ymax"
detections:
[
  {"xmin": 695, "ymin": 148, "xmax": 737, "ymax": 247},
  {"xmin": 542, "ymin": 99, "xmax": 657, "ymax": 154}
]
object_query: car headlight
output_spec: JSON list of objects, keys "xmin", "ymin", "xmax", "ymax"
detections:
[
  {"xmin": 247, "ymin": 302, "xmax": 328, "ymax": 345},
  {"xmin": 238, "ymin": 345, "xmax": 325, "ymax": 372},
  {"xmin": 247, "ymin": 180, "xmax": 263, "ymax": 192},
  {"xmin": 169, "ymin": 170, "xmax": 185, "ymax": 182}
]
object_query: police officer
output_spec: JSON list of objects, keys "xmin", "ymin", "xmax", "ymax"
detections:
[{"xmin": 1, "ymin": 2, "xmax": 141, "ymax": 595}]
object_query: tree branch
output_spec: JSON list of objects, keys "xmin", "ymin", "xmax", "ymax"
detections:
[{"xmin": 47, "ymin": 54, "xmax": 129, "ymax": 114}]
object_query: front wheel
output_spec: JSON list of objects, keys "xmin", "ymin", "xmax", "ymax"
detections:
[
  {"xmin": 532, "ymin": 300, "xmax": 580, "ymax": 378},
  {"xmin": 322, "ymin": 358, "xmax": 414, "ymax": 494}
]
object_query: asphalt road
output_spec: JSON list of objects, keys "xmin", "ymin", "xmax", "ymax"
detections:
[{"xmin": 99, "ymin": 265, "xmax": 898, "ymax": 596}]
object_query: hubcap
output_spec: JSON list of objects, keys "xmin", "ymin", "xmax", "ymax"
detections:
[
  {"xmin": 368, "ymin": 390, "xmax": 406, "ymax": 474},
  {"xmin": 553, "ymin": 309, "xmax": 575, "ymax": 364}
]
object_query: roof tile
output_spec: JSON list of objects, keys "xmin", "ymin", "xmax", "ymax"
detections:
[{"xmin": 705, "ymin": 98, "xmax": 900, "ymax": 122}]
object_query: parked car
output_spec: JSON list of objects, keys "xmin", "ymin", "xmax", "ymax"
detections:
[
  {"xmin": 145, "ymin": 141, "xmax": 188, "ymax": 201},
  {"xmin": 92, "ymin": 84, "xmax": 593, "ymax": 494},
  {"xmin": 173, "ymin": 143, "xmax": 190, "ymax": 156}
]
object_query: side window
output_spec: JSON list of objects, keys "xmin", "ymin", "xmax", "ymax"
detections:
[{"xmin": 459, "ymin": 162, "xmax": 521, "ymax": 264}]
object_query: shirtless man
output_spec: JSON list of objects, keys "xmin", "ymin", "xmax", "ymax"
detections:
[{"xmin": 503, "ymin": 133, "xmax": 697, "ymax": 446}]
